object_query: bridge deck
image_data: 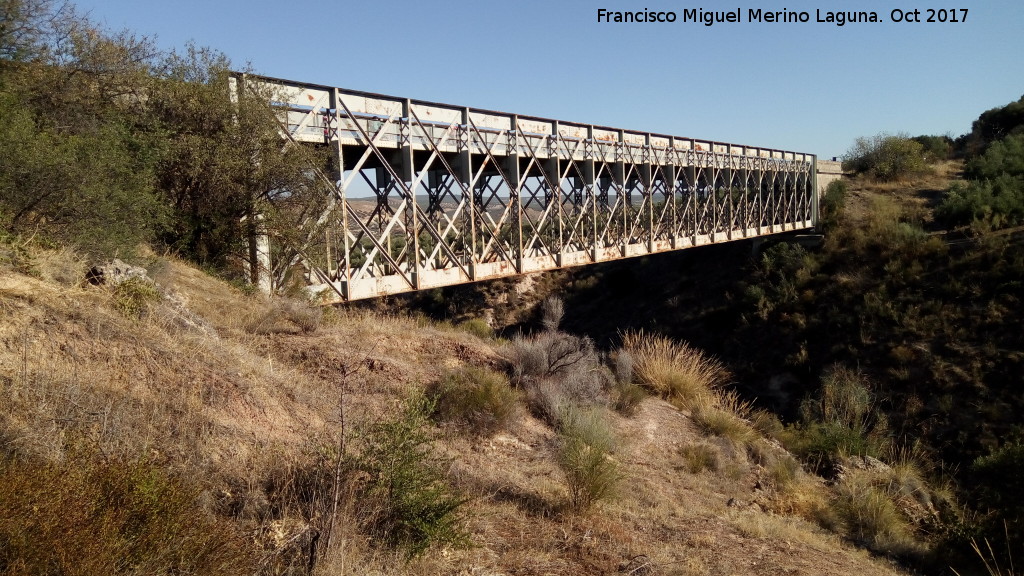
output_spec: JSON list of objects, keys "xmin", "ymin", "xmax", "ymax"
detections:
[{"xmin": 235, "ymin": 74, "xmax": 818, "ymax": 303}]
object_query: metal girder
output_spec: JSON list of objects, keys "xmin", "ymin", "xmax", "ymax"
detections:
[{"xmin": 238, "ymin": 73, "xmax": 817, "ymax": 303}]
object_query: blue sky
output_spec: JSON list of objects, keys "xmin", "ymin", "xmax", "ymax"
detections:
[{"xmin": 77, "ymin": 0, "xmax": 1023, "ymax": 159}]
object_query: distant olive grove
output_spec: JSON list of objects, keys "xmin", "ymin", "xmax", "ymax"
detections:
[{"xmin": 0, "ymin": 0, "xmax": 329, "ymax": 278}]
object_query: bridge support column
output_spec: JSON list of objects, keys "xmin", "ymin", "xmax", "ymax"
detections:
[{"xmin": 244, "ymin": 213, "xmax": 272, "ymax": 294}]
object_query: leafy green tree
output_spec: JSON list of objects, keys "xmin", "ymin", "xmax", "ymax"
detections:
[
  {"xmin": 964, "ymin": 132, "xmax": 1024, "ymax": 180},
  {"xmin": 965, "ymin": 95, "xmax": 1024, "ymax": 154},
  {"xmin": 1, "ymin": 0, "xmax": 332, "ymax": 276},
  {"xmin": 911, "ymin": 134, "xmax": 952, "ymax": 162},
  {"xmin": 843, "ymin": 133, "xmax": 927, "ymax": 181}
]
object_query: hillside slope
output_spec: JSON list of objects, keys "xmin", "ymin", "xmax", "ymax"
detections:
[{"xmin": 0, "ymin": 252, "xmax": 912, "ymax": 575}]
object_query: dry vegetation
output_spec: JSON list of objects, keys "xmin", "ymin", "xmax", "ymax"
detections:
[{"xmin": 0, "ymin": 249, "xmax": 918, "ymax": 576}]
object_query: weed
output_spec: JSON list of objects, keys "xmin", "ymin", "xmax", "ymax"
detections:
[
  {"xmin": 556, "ymin": 405, "xmax": 622, "ymax": 512},
  {"xmin": 831, "ymin": 470, "xmax": 923, "ymax": 557},
  {"xmin": 622, "ymin": 331, "xmax": 727, "ymax": 412},
  {"xmin": 430, "ymin": 366, "xmax": 519, "ymax": 437},
  {"xmin": 679, "ymin": 443, "xmax": 718, "ymax": 474},
  {"xmin": 0, "ymin": 451, "xmax": 254, "ymax": 575},
  {"xmin": 113, "ymin": 276, "xmax": 161, "ymax": 319},
  {"xmin": 351, "ymin": 395, "xmax": 469, "ymax": 558},
  {"xmin": 692, "ymin": 405, "xmax": 757, "ymax": 445},
  {"xmin": 455, "ymin": 317, "xmax": 494, "ymax": 339},
  {"xmin": 541, "ymin": 296, "xmax": 564, "ymax": 332},
  {"xmin": 611, "ymin": 379, "xmax": 646, "ymax": 417},
  {"xmin": 767, "ymin": 453, "xmax": 802, "ymax": 491},
  {"xmin": 246, "ymin": 296, "xmax": 322, "ymax": 334}
]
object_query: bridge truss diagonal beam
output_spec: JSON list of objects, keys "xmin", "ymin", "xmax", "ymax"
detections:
[{"xmin": 238, "ymin": 73, "xmax": 819, "ymax": 303}]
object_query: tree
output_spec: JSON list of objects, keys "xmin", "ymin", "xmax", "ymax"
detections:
[{"xmin": 843, "ymin": 133, "xmax": 927, "ymax": 181}]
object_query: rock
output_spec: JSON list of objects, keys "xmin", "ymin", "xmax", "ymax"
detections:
[{"xmin": 85, "ymin": 258, "xmax": 151, "ymax": 287}]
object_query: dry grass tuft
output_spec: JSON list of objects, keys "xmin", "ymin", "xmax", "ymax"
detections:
[
  {"xmin": 679, "ymin": 443, "xmax": 719, "ymax": 474},
  {"xmin": 622, "ymin": 331, "xmax": 728, "ymax": 412},
  {"xmin": 430, "ymin": 366, "xmax": 519, "ymax": 437}
]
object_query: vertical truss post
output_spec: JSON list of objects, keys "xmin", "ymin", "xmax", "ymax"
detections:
[
  {"xmin": 642, "ymin": 133, "xmax": 653, "ymax": 252},
  {"xmin": 685, "ymin": 161, "xmax": 697, "ymax": 245},
  {"xmin": 330, "ymin": 88, "xmax": 349, "ymax": 297},
  {"xmin": 460, "ymin": 107, "xmax": 476, "ymax": 279},
  {"xmin": 725, "ymin": 144, "xmax": 734, "ymax": 240},
  {"xmin": 585, "ymin": 125, "xmax": 597, "ymax": 261},
  {"xmin": 547, "ymin": 124, "xmax": 562, "ymax": 264},
  {"xmin": 615, "ymin": 129, "xmax": 626, "ymax": 256},
  {"xmin": 739, "ymin": 151, "xmax": 749, "ymax": 236},
  {"xmin": 666, "ymin": 137, "xmax": 678, "ymax": 248},
  {"xmin": 811, "ymin": 154, "xmax": 819, "ymax": 227},
  {"xmin": 508, "ymin": 115, "xmax": 522, "ymax": 273},
  {"xmin": 401, "ymin": 99, "xmax": 420, "ymax": 289}
]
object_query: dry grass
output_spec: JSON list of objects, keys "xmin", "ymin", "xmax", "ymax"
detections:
[
  {"xmin": 622, "ymin": 331, "xmax": 728, "ymax": 412},
  {"xmin": 0, "ymin": 249, "xmax": 917, "ymax": 576}
]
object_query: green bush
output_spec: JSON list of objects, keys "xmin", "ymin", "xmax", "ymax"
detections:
[
  {"xmin": 0, "ymin": 453, "xmax": 253, "ymax": 575},
  {"xmin": 912, "ymin": 135, "xmax": 953, "ymax": 163},
  {"xmin": 818, "ymin": 179, "xmax": 848, "ymax": 232},
  {"xmin": 455, "ymin": 317, "xmax": 494, "ymax": 339},
  {"xmin": 113, "ymin": 276, "xmax": 162, "ymax": 319},
  {"xmin": 556, "ymin": 405, "xmax": 622, "ymax": 512},
  {"xmin": 843, "ymin": 133, "xmax": 927, "ymax": 181},
  {"xmin": 431, "ymin": 366, "xmax": 519, "ymax": 436},
  {"xmin": 967, "ymin": 442, "xmax": 1024, "ymax": 568},
  {"xmin": 352, "ymin": 395, "xmax": 468, "ymax": 557},
  {"xmin": 783, "ymin": 366, "xmax": 890, "ymax": 473},
  {"xmin": 936, "ymin": 176, "xmax": 1024, "ymax": 230},
  {"xmin": 965, "ymin": 133, "xmax": 1024, "ymax": 181}
]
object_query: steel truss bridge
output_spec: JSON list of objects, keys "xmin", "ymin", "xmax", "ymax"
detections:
[{"xmin": 236, "ymin": 74, "xmax": 819, "ymax": 303}]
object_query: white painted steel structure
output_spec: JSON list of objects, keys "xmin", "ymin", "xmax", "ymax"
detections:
[{"xmin": 236, "ymin": 74, "xmax": 818, "ymax": 303}]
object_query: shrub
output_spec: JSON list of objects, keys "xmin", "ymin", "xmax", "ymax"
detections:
[
  {"xmin": 556, "ymin": 405, "xmax": 622, "ymax": 511},
  {"xmin": 692, "ymin": 404, "xmax": 757, "ymax": 446},
  {"xmin": 506, "ymin": 331, "xmax": 599, "ymax": 383},
  {"xmin": 911, "ymin": 134, "xmax": 953, "ymax": 163},
  {"xmin": 0, "ymin": 452, "xmax": 254, "ymax": 575},
  {"xmin": 783, "ymin": 366, "xmax": 890, "ymax": 474},
  {"xmin": 830, "ymin": 471, "xmax": 923, "ymax": 557},
  {"xmin": 430, "ymin": 366, "xmax": 519, "ymax": 436},
  {"xmin": 541, "ymin": 295, "xmax": 565, "ymax": 331},
  {"xmin": 679, "ymin": 443, "xmax": 718, "ymax": 474},
  {"xmin": 113, "ymin": 276, "xmax": 161, "ymax": 319},
  {"xmin": 818, "ymin": 179, "xmax": 848, "ymax": 232},
  {"xmin": 843, "ymin": 133, "xmax": 928, "ymax": 181},
  {"xmin": 246, "ymin": 297, "xmax": 322, "ymax": 334},
  {"xmin": 936, "ymin": 175, "xmax": 1024, "ymax": 231},
  {"xmin": 622, "ymin": 331, "xmax": 728, "ymax": 412},
  {"xmin": 456, "ymin": 317, "xmax": 494, "ymax": 339},
  {"xmin": 968, "ymin": 442, "xmax": 1024, "ymax": 566},
  {"xmin": 504, "ymin": 331, "xmax": 610, "ymax": 425},
  {"xmin": 767, "ymin": 453, "xmax": 802, "ymax": 491},
  {"xmin": 351, "ymin": 395, "xmax": 468, "ymax": 558},
  {"xmin": 611, "ymin": 349, "xmax": 645, "ymax": 416}
]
